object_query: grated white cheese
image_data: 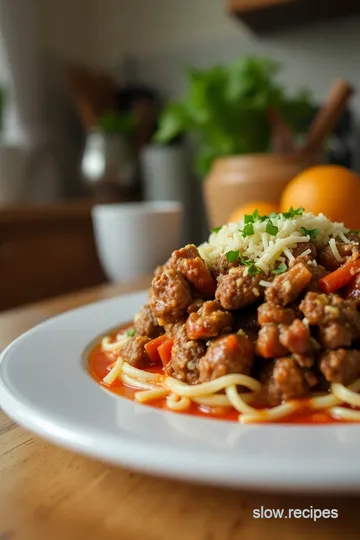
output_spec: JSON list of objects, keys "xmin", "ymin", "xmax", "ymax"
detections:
[
  {"xmin": 199, "ymin": 211, "xmax": 350, "ymax": 275},
  {"xmin": 261, "ymin": 232, "xmax": 269, "ymax": 250},
  {"xmin": 259, "ymin": 280, "xmax": 273, "ymax": 288},
  {"xmin": 284, "ymin": 248, "xmax": 295, "ymax": 262},
  {"xmin": 329, "ymin": 238, "xmax": 343, "ymax": 262},
  {"xmin": 302, "ymin": 318, "xmax": 310, "ymax": 328},
  {"xmin": 339, "ymin": 232, "xmax": 351, "ymax": 244},
  {"xmin": 300, "ymin": 248, "xmax": 312, "ymax": 257}
]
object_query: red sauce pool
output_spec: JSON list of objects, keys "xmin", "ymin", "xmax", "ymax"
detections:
[{"xmin": 88, "ymin": 335, "xmax": 353, "ymax": 425}]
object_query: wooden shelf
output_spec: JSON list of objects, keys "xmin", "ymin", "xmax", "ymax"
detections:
[
  {"xmin": 0, "ymin": 195, "xmax": 139, "ymax": 311},
  {"xmin": 227, "ymin": 0, "xmax": 360, "ymax": 32}
]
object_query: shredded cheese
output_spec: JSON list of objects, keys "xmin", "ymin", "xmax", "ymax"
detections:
[
  {"xmin": 329, "ymin": 238, "xmax": 343, "ymax": 262},
  {"xmin": 259, "ymin": 280, "xmax": 272, "ymax": 288},
  {"xmin": 300, "ymin": 248, "xmax": 312, "ymax": 257},
  {"xmin": 199, "ymin": 211, "xmax": 350, "ymax": 275}
]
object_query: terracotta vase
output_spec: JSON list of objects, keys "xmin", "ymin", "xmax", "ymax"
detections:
[{"xmin": 203, "ymin": 152, "xmax": 322, "ymax": 227}]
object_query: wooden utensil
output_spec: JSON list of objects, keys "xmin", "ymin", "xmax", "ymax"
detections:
[
  {"xmin": 267, "ymin": 107, "xmax": 295, "ymax": 154},
  {"xmin": 301, "ymin": 79, "xmax": 354, "ymax": 155}
]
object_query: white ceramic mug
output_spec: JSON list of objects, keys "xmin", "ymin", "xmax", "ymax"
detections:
[{"xmin": 92, "ymin": 202, "xmax": 183, "ymax": 283}]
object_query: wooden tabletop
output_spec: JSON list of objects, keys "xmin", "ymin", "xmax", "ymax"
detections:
[{"xmin": 1, "ymin": 280, "xmax": 360, "ymax": 540}]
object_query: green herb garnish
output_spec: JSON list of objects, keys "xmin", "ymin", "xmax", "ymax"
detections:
[
  {"xmin": 244, "ymin": 209, "xmax": 264, "ymax": 224},
  {"xmin": 282, "ymin": 207, "xmax": 304, "ymax": 219},
  {"xmin": 272, "ymin": 262, "xmax": 287, "ymax": 275},
  {"xmin": 266, "ymin": 220, "xmax": 278, "ymax": 236},
  {"xmin": 226, "ymin": 250, "xmax": 240, "ymax": 263},
  {"xmin": 269, "ymin": 211, "xmax": 278, "ymax": 219},
  {"xmin": 225, "ymin": 250, "xmax": 254, "ymax": 267},
  {"xmin": 248, "ymin": 264, "xmax": 261, "ymax": 276},
  {"xmin": 244, "ymin": 214, "xmax": 254, "ymax": 224},
  {"xmin": 126, "ymin": 328, "xmax": 136, "ymax": 337},
  {"xmin": 211, "ymin": 225, "xmax": 222, "ymax": 233},
  {"xmin": 239, "ymin": 253, "xmax": 251, "ymax": 266},
  {"xmin": 242, "ymin": 223, "xmax": 254, "ymax": 237},
  {"xmin": 300, "ymin": 226, "xmax": 319, "ymax": 241}
]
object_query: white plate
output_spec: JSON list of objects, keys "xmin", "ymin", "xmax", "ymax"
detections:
[{"xmin": 2, "ymin": 291, "xmax": 360, "ymax": 494}]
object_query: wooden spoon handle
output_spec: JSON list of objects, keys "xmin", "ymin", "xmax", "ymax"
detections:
[
  {"xmin": 267, "ymin": 107, "xmax": 294, "ymax": 154},
  {"xmin": 302, "ymin": 79, "xmax": 354, "ymax": 155}
]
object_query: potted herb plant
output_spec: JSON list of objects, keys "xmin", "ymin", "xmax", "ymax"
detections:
[{"xmin": 155, "ymin": 56, "xmax": 320, "ymax": 226}]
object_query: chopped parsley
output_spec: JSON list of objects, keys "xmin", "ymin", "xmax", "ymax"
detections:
[
  {"xmin": 239, "ymin": 252, "xmax": 251, "ymax": 266},
  {"xmin": 244, "ymin": 209, "xmax": 259, "ymax": 223},
  {"xmin": 281, "ymin": 207, "xmax": 304, "ymax": 219},
  {"xmin": 226, "ymin": 250, "xmax": 240, "ymax": 263},
  {"xmin": 272, "ymin": 262, "xmax": 287, "ymax": 275},
  {"xmin": 265, "ymin": 220, "xmax": 278, "ymax": 236},
  {"xmin": 300, "ymin": 226, "xmax": 319, "ymax": 241},
  {"xmin": 248, "ymin": 264, "xmax": 261, "ymax": 276},
  {"xmin": 244, "ymin": 209, "xmax": 268, "ymax": 224},
  {"xmin": 211, "ymin": 225, "xmax": 223, "ymax": 233},
  {"xmin": 225, "ymin": 251, "xmax": 260, "ymax": 275},
  {"xmin": 125, "ymin": 328, "xmax": 136, "ymax": 337},
  {"xmin": 242, "ymin": 223, "xmax": 254, "ymax": 237}
]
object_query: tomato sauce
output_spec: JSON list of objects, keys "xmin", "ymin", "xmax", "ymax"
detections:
[{"xmin": 88, "ymin": 335, "xmax": 351, "ymax": 425}]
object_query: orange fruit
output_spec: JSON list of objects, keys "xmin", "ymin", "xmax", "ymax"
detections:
[
  {"xmin": 228, "ymin": 201, "xmax": 279, "ymax": 223},
  {"xmin": 280, "ymin": 165, "xmax": 360, "ymax": 229}
]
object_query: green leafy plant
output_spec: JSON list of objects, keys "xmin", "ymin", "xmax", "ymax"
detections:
[
  {"xmin": 98, "ymin": 111, "xmax": 135, "ymax": 135},
  {"xmin": 154, "ymin": 56, "xmax": 312, "ymax": 174}
]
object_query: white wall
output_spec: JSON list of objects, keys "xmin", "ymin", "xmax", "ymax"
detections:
[
  {"xmin": 90, "ymin": 0, "xmax": 240, "ymax": 66},
  {"xmin": 35, "ymin": 0, "xmax": 96, "ymax": 65},
  {"xmin": 32, "ymin": 0, "xmax": 360, "ymax": 112},
  {"xmin": 31, "ymin": 0, "xmax": 360, "ymax": 168},
  {"xmin": 97, "ymin": 0, "xmax": 360, "ymax": 168},
  {"xmin": 101, "ymin": 0, "xmax": 360, "ymax": 108}
]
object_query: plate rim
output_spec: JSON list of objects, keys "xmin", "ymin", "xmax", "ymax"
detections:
[{"xmin": 2, "ymin": 290, "xmax": 360, "ymax": 494}]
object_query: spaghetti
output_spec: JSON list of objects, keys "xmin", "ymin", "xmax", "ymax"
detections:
[{"xmin": 92, "ymin": 331, "xmax": 360, "ymax": 424}]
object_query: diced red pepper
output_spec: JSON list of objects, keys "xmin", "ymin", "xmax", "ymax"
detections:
[
  {"xmin": 319, "ymin": 258, "xmax": 360, "ymax": 294},
  {"xmin": 158, "ymin": 338, "xmax": 174, "ymax": 367},
  {"xmin": 144, "ymin": 334, "xmax": 167, "ymax": 364}
]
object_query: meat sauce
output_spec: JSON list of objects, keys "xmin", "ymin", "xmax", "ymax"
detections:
[{"xmin": 88, "ymin": 338, "xmax": 349, "ymax": 425}]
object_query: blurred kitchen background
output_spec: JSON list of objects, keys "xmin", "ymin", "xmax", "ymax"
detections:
[{"xmin": 1, "ymin": 0, "xmax": 360, "ymax": 311}]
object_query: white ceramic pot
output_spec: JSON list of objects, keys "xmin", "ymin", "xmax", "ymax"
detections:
[
  {"xmin": 92, "ymin": 201, "xmax": 183, "ymax": 283},
  {"xmin": 140, "ymin": 144, "xmax": 193, "ymax": 245}
]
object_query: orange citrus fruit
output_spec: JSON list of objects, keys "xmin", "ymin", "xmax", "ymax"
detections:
[
  {"xmin": 280, "ymin": 165, "xmax": 360, "ymax": 229},
  {"xmin": 228, "ymin": 201, "xmax": 279, "ymax": 223}
]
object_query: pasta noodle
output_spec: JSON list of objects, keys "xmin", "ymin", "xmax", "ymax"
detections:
[
  {"xmin": 166, "ymin": 393, "xmax": 192, "ymax": 411},
  {"xmin": 331, "ymin": 382, "xmax": 360, "ymax": 407},
  {"xmin": 165, "ymin": 373, "xmax": 261, "ymax": 397},
  {"xmin": 122, "ymin": 362, "xmax": 163, "ymax": 383},
  {"xmin": 240, "ymin": 402, "xmax": 298, "ymax": 424},
  {"xmin": 225, "ymin": 385, "xmax": 258, "ymax": 415},
  {"xmin": 100, "ymin": 331, "xmax": 360, "ymax": 424},
  {"xmin": 103, "ymin": 356, "xmax": 124, "ymax": 385},
  {"xmin": 135, "ymin": 388, "xmax": 169, "ymax": 403},
  {"xmin": 101, "ymin": 336, "xmax": 129, "ymax": 352},
  {"xmin": 329, "ymin": 407, "xmax": 360, "ymax": 421}
]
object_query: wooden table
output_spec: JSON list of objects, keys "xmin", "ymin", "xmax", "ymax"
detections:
[{"xmin": 1, "ymin": 279, "xmax": 360, "ymax": 540}]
